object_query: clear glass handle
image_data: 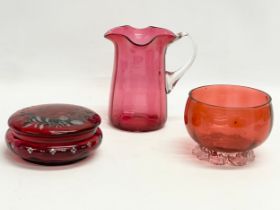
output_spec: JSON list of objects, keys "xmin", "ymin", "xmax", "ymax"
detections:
[{"xmin": 165, "ymin": 32, "xmax": 197, "ymax": 93}]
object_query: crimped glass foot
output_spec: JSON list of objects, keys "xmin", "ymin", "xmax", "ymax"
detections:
[{"xmin": 192, "ymin": 145, "xmax": 255, "ymax": 166}]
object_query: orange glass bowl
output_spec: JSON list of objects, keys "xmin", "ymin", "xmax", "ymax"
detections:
[{"xmin": 184, "ymin": 85, "xmax": 273, "ymax": 166}]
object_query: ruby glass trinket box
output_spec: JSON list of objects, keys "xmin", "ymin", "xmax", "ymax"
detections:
[{"xmin": 6, "ymin": 104, "xmax": 102, "ymax": 165}]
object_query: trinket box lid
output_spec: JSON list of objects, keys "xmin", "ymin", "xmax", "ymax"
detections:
[{"xmin": 8, "ymin": 104, "xmax": 101, "ymax": 138}]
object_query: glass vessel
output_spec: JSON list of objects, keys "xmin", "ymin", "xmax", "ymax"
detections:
[
  {"xmin": 6, "ymin": 104, "xmax": 102, "ymax": 165},
  {"xmin": 105, "ymin": 25, "xmax": 196, "ymax": 131},
  {"xmin": 184, "ymin": 85, "xmax": 273, "ymax": 166}
]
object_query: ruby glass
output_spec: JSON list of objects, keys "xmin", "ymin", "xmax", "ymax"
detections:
[
  {"xmin": 6, "ymin": 104, "xmax": 102, "ymax": 165},
  {"xmin": 105, "ymin": 25, "xmax": 196, "ymax": 131},
  {"xmin": 184, "ymin": 85, "xmax": 273, "ymax": 166}
]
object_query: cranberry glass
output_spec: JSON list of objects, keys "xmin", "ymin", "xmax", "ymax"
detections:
[
  {"xmin": 185, "ymin": 85, "xmax": 273, "ymax": 166},
  {"xmin": 105, "ymin": 25, "xmax": 196, "ymax": 131},
  {"xmin": 6, "ymin": 104, "xmax": 102, "ymax": 165}
]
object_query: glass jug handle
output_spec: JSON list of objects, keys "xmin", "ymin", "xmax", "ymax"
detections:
[{"xmin": 165, "ymin": 32, "xmax": 197, "ymax": 93}]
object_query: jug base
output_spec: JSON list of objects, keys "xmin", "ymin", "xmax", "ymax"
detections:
[{"xmin": 111, "ymin": 113, "xmax": 165, "ymax": 132}]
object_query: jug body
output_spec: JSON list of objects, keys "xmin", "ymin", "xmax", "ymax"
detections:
[{"xmin": 110, "ymin": 38, "xmax": 172, "ymax": 131}]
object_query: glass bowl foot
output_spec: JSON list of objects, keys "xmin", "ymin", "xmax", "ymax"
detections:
[{"xmin": 192, "ymin": 145, "xmax": 255, "ymax": 166}]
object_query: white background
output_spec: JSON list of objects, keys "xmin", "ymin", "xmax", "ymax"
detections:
[{"xmin": 0, "ymin": 0, "xmax": 279, "ymax": 210}]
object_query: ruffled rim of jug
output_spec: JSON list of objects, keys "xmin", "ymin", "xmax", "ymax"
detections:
[{"xmin": 104, "ymin": 25, "xmax": 176, "ymax": 46}]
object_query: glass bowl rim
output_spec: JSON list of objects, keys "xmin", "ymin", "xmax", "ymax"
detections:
[{"xmin": 188, "ymin": 84, "xmax": 272, "ymax": 109}]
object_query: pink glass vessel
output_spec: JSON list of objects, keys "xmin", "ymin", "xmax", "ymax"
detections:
[
  {"xmin": 184, "ymin": 85, "xmax": 273, "ymax": 166},
  {"xmin": 105, "ymin": 25, "xmax": 196, "ymax": 131}
]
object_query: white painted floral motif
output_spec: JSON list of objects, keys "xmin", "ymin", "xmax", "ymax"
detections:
[
  {"xmin": 23, "ymin": 115, "xmax": 86, "ymax": 130},
  {"xmin": 71, "ymin": 146, "xmax": 77, "ymax": 154},
  {"xmin": 26, "ymin": 147, "xmax": 35, "ymax": 154},
  {"xmin": 49, "ymin": 148, "xmax": 56, "ymax": 155}
]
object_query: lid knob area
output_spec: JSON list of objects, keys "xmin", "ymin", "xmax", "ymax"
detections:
[{"xmin": 6, "ymin": 104, "xmax": 102, "ymax": 166}]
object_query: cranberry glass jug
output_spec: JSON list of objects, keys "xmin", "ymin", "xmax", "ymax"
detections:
[{"xmin": 105, "ymin": 25, "xmax": 196, "ymax": 131}]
